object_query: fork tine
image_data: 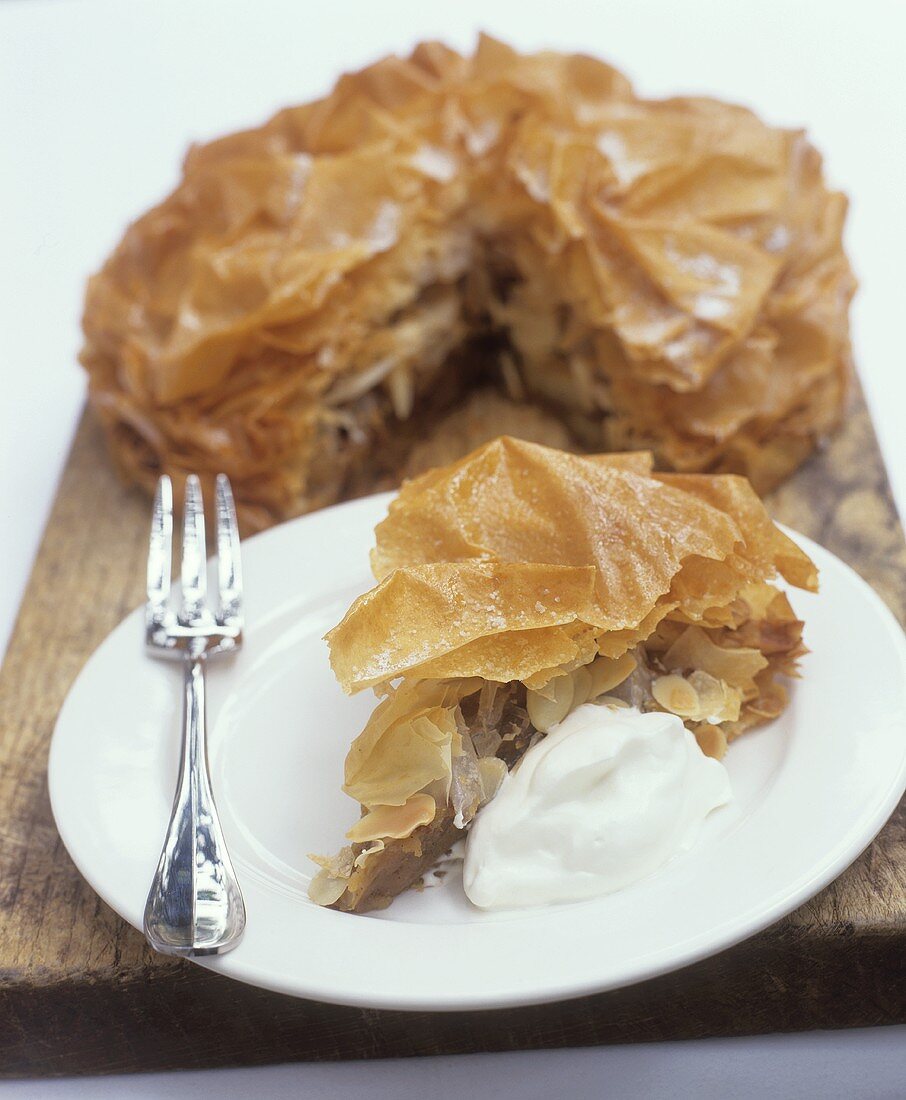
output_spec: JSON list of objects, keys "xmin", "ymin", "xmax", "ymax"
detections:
[
  {"xmin": 179, "ymin": 475, "xmax": 207, "ymax": 624},
  {"xmin": 215, "ymin": 474, "xmax": 243, "ymax": 626},
  {"xmin": 147, "ymin": 476, "xmax": 173, "ymax": 623}
]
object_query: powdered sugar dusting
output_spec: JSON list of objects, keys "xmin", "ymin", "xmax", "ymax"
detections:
[
  {"xmin": 410, "ymin": 145, "xmax": 458, "ymax": 183},
  {"xmin": 597, "ymin": 130, "xmax": 647, "ymax": 187},
  {"xmin": 665, "ymin": 244, "xmax": 742, "ymax": 325},
  {"xmin": 764, "ymin": 224, "xmax": 791, "ymax": 253},
  {"xmin": 368, "ymin": 201, "xmax": 401, "ymax": 252}
]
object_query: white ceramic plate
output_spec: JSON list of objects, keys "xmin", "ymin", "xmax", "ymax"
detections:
[{"xmin": 49, "ymin": 493, "xmax": 906, "ymax": 1011}]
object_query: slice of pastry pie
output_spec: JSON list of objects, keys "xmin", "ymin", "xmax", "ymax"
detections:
[{"xmin": 310, "ymin": 437, "xmax": 816, "ymax": 912}]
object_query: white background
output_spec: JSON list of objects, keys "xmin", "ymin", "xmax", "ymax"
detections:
[{"xmin": 1, "ymin": 0, "xmax": 905, "ymax": 1095}]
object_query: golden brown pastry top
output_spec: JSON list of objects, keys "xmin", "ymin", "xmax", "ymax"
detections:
[
  {"xmin": 81, "ymin": 36, "xmax": 855, "ymax": 525},
  {"xmin": 326, "ymin": 438, "xmax": 816, "ymax": 694}
]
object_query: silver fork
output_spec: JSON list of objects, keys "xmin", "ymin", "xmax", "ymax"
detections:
[{"xmin": 142, "ymin": 473, "xmax": 246, "ymax": 957}]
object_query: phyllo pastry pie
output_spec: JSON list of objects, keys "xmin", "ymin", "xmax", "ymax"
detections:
[
  {"xmin": 310, "ymin": 438, "xmax": 816, "ymax": 912},
  {"xmin": 81, "ymin": 37, "xmax": 854, "ymax": 531}
]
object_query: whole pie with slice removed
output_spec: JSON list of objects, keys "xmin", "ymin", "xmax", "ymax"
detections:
[
  {"xmin": 80, "ymin": 37, "xmax": 854, "ymax": 531},
  {"xmin": 310, "ymin": 437, "xmax": 816, "ymax": 912}
]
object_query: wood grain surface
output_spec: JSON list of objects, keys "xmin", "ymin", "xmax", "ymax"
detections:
[{"xmin": 1, "ymin": 390, "xmax": 904, "ymax": 1077}]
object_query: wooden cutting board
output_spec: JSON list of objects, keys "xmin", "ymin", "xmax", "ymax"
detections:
[{"xmin": 1, "ymin": 390, "xmax": 905, "ymax": 1078}]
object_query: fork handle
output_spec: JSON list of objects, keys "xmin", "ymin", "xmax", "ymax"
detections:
[{"xmin": 143, "ymin": 652, "xmax": 246, "ymax": 956}]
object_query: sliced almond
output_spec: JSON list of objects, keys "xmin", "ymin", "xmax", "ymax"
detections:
[
  {"xmin": 353, "ymin": 840, "xmax": 385, "ymax": 868},
  {"xmin": 571, "ymin": 665, "xmax": 593, "ymax": 707},
  {"xmin": 663, "ymin": 625, "xmax": 767, "ymax": 688},
  {"xmin": 386, "ymin": 366, "xmax": 414, "ymax": 419},
  {"xmin": 346, "ymin": 794, "xmax": 436, "ymax": 842},
  {"xmin": 652, "ymin": 674, "xmax": 701, "ymax": 718},
  {"xmin": 595, "ymin": 694, "xmax": 631, "ymax": 709},
  {"xmin": 308, "ymin": 845, "xmax": 355, "ymax": 878},
  {"xmin": 527, "ymin": 673, "xmax": 575, "ymax": 732},
  {"xmin": 693, "ymin": 722, "xmax": 729, "ymax": 760},
  {"xmin": 499, "ymin": 351, "xmax": 525, "ymax": 400},
  {"xmin": 587, "ymin": 652, "xmax": 637, "ymax": 700},
  {"xmin": 689, "ymin": 670, "xmax": 742, "ymax": 723},
  {"xmin": 308, "ymin": 868, "xmax": 350, "ymax": 907}
]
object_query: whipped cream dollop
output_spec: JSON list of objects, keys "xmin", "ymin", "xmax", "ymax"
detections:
[{"xmin": 463, "ymin": 703, "xmax": 731, "ymax": 910}]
